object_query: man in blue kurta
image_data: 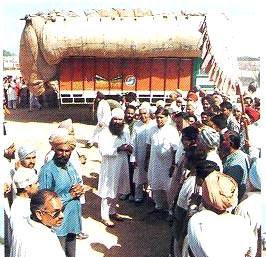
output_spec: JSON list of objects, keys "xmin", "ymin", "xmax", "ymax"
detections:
[{"xmin": 39, "ymin": 133, "xmax": 85, "ymax": 257}]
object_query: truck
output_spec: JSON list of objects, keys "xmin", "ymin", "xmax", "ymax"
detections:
[{"xmin": 19, "ymin": 9, "xmax": 212, "ymax": 104}]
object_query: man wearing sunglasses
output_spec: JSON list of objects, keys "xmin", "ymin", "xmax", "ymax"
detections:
[
  {"xmin": 10, "ymin": 189, "xmax": 66, "ymax": 257},
  {"xmin": 39, "ymin": 133, "xmax": 84, "ymax": 257}
]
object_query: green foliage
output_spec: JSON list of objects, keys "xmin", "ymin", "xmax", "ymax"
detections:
[{"xmin": 3, "ymin": 49, "xmax": 15, "ymax": 56}]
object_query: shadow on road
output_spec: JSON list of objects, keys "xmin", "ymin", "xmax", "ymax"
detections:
[{"xmin": 5, "ymin": 105, "xmax": 96, "ymax": 125}]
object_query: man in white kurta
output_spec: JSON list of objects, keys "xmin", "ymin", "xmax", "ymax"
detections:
[
  {"xmin": 88, "ymin": 92, "xmax": 111, "ymax": 146},
  {"xmin": 10, "ymin": 168, "xmax": 39, "ymax": 232},
  {"xmin": 97, "ymin": 108, "xmax": 131, "ymax": 227},
  {"xmin": 146, "ymin": 107, "xmax": 180, "ymax": 210},
  {"xmin": 130, "ymin": 104, "xmax": 155, "ymax": 202},
  {"xmin": 234, "ymin": 158, "xmax": 262, "ymax": 256},
  {"xmin": 10, "ymin": 189, "xmax": 66, "ymax": 257}
]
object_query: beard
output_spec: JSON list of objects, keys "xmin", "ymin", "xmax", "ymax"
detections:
[
  {"xmin": 54, "ymin": 156, "xmax": 70, "ymax": 167},
  {"xmin": 109, "ymin": 121, "xmax": 124, "ymax": 136}
]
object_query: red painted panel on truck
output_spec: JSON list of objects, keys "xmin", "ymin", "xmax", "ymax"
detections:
[
  {"xmin": 59, "ymin": 57, "xmax": 193, "ymax": 92},
  {"xmin": 179, "ymin": 59, "xmax": 192, "ymax": 91},
  {"xmin": 165, "ymin": 59, "xmax": 180, "ymax": 91},
  {"xmin": 122, "ymin": 59, "xmax": 137, "ymax": 91},
  {"xmin": 136, "ymin": 59, "xmax": 150, "ymax": 91},
  {"xmin": 110, "ymin": 59, "xmax": 122, "ymax": 90},
  {"xmin": 84, "ymin": 58, "xmax": 95, "ymax": 91},
  {"xmin": 72, "ymin": 58, "xmax": 83, "ymax": 90},
  {"xmin": 60, "ymin": 59, "xmax": 72, "ymax": 90},
  {"xmin": 151, "ymin": 58, "xmax": 165, "ymax": 91},
  {"xmin": 95, "ymin": 58, "xmax": 109, "ymax": 91}
]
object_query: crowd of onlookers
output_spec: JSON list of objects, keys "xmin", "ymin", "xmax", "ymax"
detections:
[
  {"xmin": 2, "ymin": 76, "xmax": 58, "ymax": 112},
  {"xmin": 1, "ymin": 82, "xmax": 262, "ymax": 257}
]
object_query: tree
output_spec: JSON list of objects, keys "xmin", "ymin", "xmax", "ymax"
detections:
[{"xmin": 3, "ymin": 49, "xmax": 15, "ymax": 56}]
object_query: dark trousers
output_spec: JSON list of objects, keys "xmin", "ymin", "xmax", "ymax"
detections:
[
  {"xmin": 58, "ymin": 233, "xmax": 76, "ymax": 257},
  {"xmin": 129, "ymin": 160, "xmax": 135, "ymax": 196}
]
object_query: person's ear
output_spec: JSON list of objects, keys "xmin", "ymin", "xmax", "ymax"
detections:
[{"xmin": 35, "ymin": 210, "xmax": 43, "ymax": 221}]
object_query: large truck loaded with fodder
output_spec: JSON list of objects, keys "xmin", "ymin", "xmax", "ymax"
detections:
[{"xmin": 19, "ymin": 9, "xmax": 215, "ymax": 104}]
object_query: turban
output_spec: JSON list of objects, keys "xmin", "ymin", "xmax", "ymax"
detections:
[
  {"xmin": 202, "ymin": 171, "xmax": 238, "ymax": 212},
  {"xmin": 58, "ymin": 118, "xmax": 74, "ymax": 133},
  {"xmin": 249, "ymin": 158, "xmax": 262, "ymax": 190},
  {"xmin": 139, "ymin": 102, "xmax": 151, "ymax": 113},
  {"xmin": 156, "ymin": 100, "xmax": 166, "ymax": 108},
  {"xmin": 199, "ymin": 127, "xmax": 220, "ymax": 149},
  {"xmin": 149, "ymin": 106, "xmax": 157, "ymax": 114},
  {"xmin": 49, "ymin": 128, "xmax": 76, "ymax": 149},
  {"xmin": 18, "ymin": 146, "xmax": 36, "ymax": 161},
  {"xmin": 111, "ymin": 108, "xmax": 124, "ymax": 119},
  {"xmin": 232, "ymin": 103, "xmax": 242, "ymax": 111},
  {"xmin": 186, "ymin": 92, "xmax": 198, "ymax": 102},
  {"xmin": 13, "ymin": 167, "xmax": 38, "ymax": 189},
  {"xmin": 245, "ymin": 107, "xmax": 260, "ymax": 122}
]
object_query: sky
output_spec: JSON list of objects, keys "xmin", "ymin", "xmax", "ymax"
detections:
[{"xmin": 1, "ymin": 0, "xmax": 261, "ymax": 57}]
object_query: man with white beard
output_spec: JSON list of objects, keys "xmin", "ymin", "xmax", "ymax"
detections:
[
  {"xmin": 130, "ymin": 103, "xmax": 154, "ymax": 203},
  {"xmin": 97, "ymin": 108, "xmax": 132, "ymax": 227}
]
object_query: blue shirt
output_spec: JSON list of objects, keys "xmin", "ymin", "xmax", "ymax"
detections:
[{"xmin": 39, "ymin": 159, "xmax": 82, "ymax": 236}]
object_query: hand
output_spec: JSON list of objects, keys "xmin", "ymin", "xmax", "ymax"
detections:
[
  {"xmin": 70, "ymin": 184, "xmax": 84, "ymax": 198},
  {"xmin": 79, "ymin": 155, "xmax": 87, "ymax": 165},
  {"xmin": 125, "ymin": 144, "xmax": 133, "ymax": 154},
  {"xmin": 4, "ymin": 183, "xmax": 11, "ymax": 194},
  {"xmin": 131, "ymin": 162, "xmax": 137, "ymax": 169},
  {"xmin": 117, "ymin": 144, "xmax": 128, "ymax": 153}
]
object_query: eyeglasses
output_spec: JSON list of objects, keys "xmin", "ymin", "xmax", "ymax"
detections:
[{"xmin": 41, "ymin": 208, "xmax": 63, "ymax": 218}]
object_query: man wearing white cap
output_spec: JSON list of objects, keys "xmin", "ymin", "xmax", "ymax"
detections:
[
  {"xmin": 10, "ymin": 168, "xmax": 39, "ymax": 232},
  {"xmin": 97, "ymin": 108, "xmax": 132, "ymax": 227}
]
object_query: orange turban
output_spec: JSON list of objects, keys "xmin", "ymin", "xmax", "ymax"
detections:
[{"xmin": 202, "ymin": 171, "xmax": 238, "ymax": 212}]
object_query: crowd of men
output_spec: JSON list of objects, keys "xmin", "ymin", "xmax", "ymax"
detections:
[
  {"xmin": 2, "ymin": 76, "xmax": 58, "ymax": 112},
  {"xmin": 1, "ymin": 84, "xmax": 262, "ymax": 257}
]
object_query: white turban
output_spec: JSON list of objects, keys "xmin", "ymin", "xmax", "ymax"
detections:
[
  {"xmin": 149, "ymin": 106, "xmax": 157, "ymax": 114},
  {"xmin": 139, "ymin": 102, "xmax": 151, "ymax": 113},
  {"xmin": 111, "ymin": 108, "xmax": 124, "ymax": 119},
  {"xmin": 58, "ymin": 118, "xmax": 74, "ymax": 133},
  {"xmin": 18, "ymin": 146, "xmax": 36, "ymax": 161},
  {"xmin": 13, "ymin": 167, "xmax": 38, "ymax": 189},
  {"xmin": 156, "ymin": 100, "xmax": 166, "ymax": 108}
]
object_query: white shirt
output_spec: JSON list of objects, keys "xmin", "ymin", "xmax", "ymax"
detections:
[
  {"xmin": 147, "ymin": 124, "xmax": 180, "ymax": 191},
  {"xmin": 10, "ymin": 196, "xmax": 31, "ymax": 231},
  {"xmin": 234, "ymin": 192, "xmax": 262, "ymax": 237},
  {"xmin": 97, "ymin": 99, "xmax": 111, "ymax": 126},
  {"xmin": 188, "ymin": 209, "xmax": 256, "ymax": 257},
  {"xmin": 10, "ymin": 218, "xmax": 66, "ymax": 257},
  {"xmin": 7, "ymin": 86, "xmax": 17, "ymax": 101},
  {"xmin": 97, "ymin": 127, "xmax": 131, "ymax": 199},
  {"xmin": 130, "ymin": 119, "xmax": 154, "ymax": 185}
]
